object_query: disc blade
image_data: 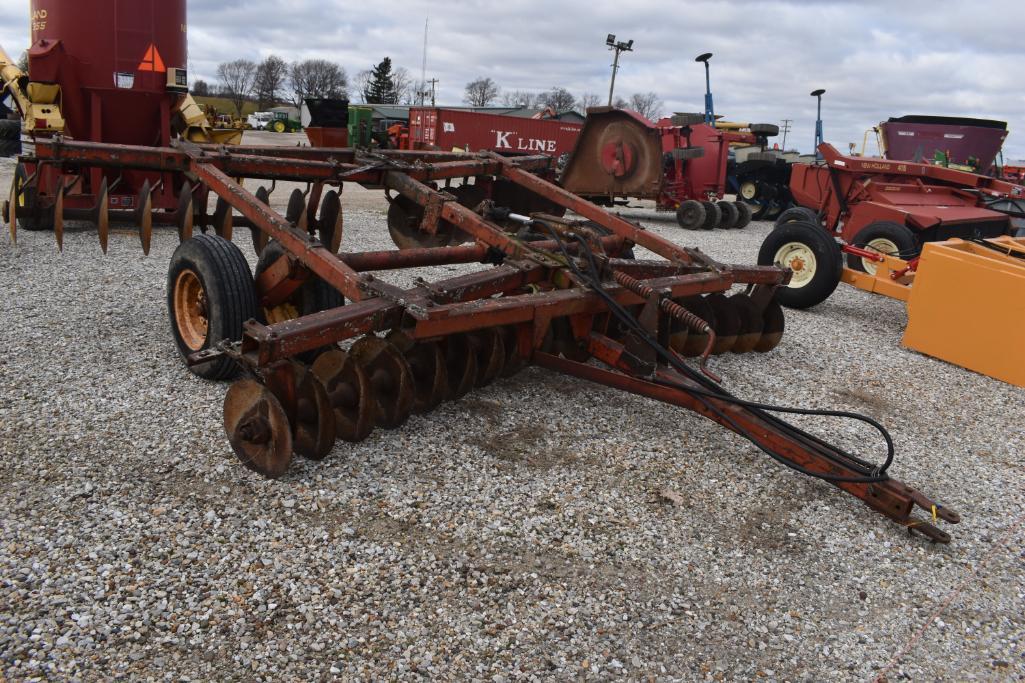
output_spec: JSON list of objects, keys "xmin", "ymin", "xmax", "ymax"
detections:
[
  {"xmin": 705, "ymin": 293, "xmax": 739, "ymax": 354},
  {"xmin": 177, "ymin": 182, "xmax": 194, "ymax": 242},
  {"xmin": 251, "ymin": 187, "xmax": 271, "ymax": 255},
  {"xmin": 755, "ymin": 298, "xmax": 786, "ymax": 353},
  {"xmin": 443, "ymin": 333, "xmax": 478, "ymax": 400},
  {"xmin": 730, "ymin": 293, "xmax": 765, "ymax": 354},
  {"xmin": 387, "ymin": 195, "xmax": 451, "ymax": 249},
  {"xmin": 291, "ymin": 362, "xmax": 336, "ymax": 460},
  {"xmin": 96, "ymin": 178, "xmax": 109, "ymax": 254},
  {"xmin": 54, "ymin": 187, "xmax": 64, "ymax": 252},
  {"xmin": 498, "ymin": 326, "xmax": 527, "ymax": 377},
  {"xmin": 388, "ymin": 331, "xmax": 448, "ymax": 414},
  {"xmin": 318, "ymin": 190, "xmax": 343, "ymax": 253},
  {"xmin": 311, "ymin": 348, "xmax": 375, "ymax": 443},
  {"xmin": 7, "ymin": 177, "xmax": 16, "ymax": 245},
  {"xmin": 286, "ymin": 189, "xmax": 307, "ymax": 232},
  {"xmin": 224, "ymin": 378, "xmax": 294, "ymax": 478},
  {"xmin": 350, "ymin": 336, "xmax": 415, "ymax": 429},
  {"xmin": 678, "ymin": 296, "xmax": 716, "ymax": 358},
  {"xmin": 467, "ymin": 327, "xmax": 505, "ymax": 387},
  {"xmin": 213, "ymin": 196, "xmax": 233, "ymax": 241},
  {"xmin": 137, "ymin": 181, "xmax": 153, "ymax": 256}
]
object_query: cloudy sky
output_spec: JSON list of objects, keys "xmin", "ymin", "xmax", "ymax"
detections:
[{"xmin": 2, "ymin": 0, "xmax": 1023, "ymax": 158}]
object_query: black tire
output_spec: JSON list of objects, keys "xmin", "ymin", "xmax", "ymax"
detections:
[
  {"xmin": 716, "ymin": 201, "xmax": 739, "ymax": 229},
  {"xmin": 733, "ymin": 201, "xmax": 753, "ymax": 229},
  {"xmin": 11, "ymin": 163, "xmax": 53, "ymax": 231},
  {"xmin": 750, "ymin": 123, "xmax": 780, "ymax": 137},
  {"xmin": 255, "ymin": 241, "xmax": 344, "ymax": 318},
  {"xmin": 747, "ymin": 152, "xmax": 780, "ymax": 162},
  {"xmin": 775, "ymin": 206, "xmax": 818, "ymax": 227},
  {"xmin": 675, "ymin": 200, "xmax": 706, "ymax": 230},
  {"xmin": 0, "ymin": 138, "xmax": 19, "ymax": 158},
  {"xmin": 757, "ymin": 220, "xmax": 843, "ymax": 309},
  {"xmin": 846, "ymin": 221, "xmax": 919, "ymax": 272},
  {"xmin": 747, "ymin": 199, "xmax": 769, "ymax": 220},
  {"xmin": 700, "ymin": 201, "xmax": 720, "ymax": 230},
  {"xmin": 0, "ymin": 119, "xmax": 19, "ymax": 140},
  {"xmin": 167, "ymin": 235, "xmax": 257, "ymax": 380},
  {"xmin": 671, "ymin": 147, "xmax": 704, "ymax": 160}
]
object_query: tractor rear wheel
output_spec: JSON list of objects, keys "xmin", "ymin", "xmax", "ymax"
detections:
[
  {"xmin": 847, "ymin": 221, "xmax": 919, "ymax": 274},
  {"xmin": 758, "ymin": 220, "xmax": 842, "ymax": 309},
  {"xmin": 675, "ymin": 200, "xmax": 706, "ymax": 230},
  {"xmin": 717, "ymin": 201, "xmax": 739, "ymax": 229},
  {"xmin": 700, "ymin": 201, "xmax": 720, "ymax": 230},
  {"xmin": 167, "ymin": 234, "xmax": 257, "ymax": 380},
  {"xmin": 272, "ymin": 120, "xmax": 287, "ymax": 133}
]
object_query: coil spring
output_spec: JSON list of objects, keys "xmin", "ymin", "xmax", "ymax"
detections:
[{"xmin": 613, "ymin": 271, "xmax": 711, "ymax": 334}]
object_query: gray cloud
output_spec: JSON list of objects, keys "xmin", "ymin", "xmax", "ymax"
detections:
[{"xmin": 2, "ymin": 0, "xmax": 1022, "ymax": 158}]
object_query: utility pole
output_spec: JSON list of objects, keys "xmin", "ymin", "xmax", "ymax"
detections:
[
  {"xmin": 779, "ymin": 119, "xmax": 793, "ymax": 151},
  {"xmin": 427, "ymin": 78, "xmax": 438, "ymax": 107},
  {"xmin": 605, "ymin": 34, "xmax": 634, "ymax": 107}
]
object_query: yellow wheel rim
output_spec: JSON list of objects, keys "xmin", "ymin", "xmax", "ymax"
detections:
[
  {"xmin": 862, "ymin": 238, "xmax": 900, "ymax": 276},
  {"xmin": 273, "ymin": 121, "xmax": 286, "ymax": 133},
  {"xmin": 173, "ymin": 269, "xmax": 209, "ymax": 351},
  {"xmin": 774, "ymin": 242, "xmax": 817, "ymax": 288}
]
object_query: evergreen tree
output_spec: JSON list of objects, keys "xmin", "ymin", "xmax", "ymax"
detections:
[{"xmin": 366, "ymin": 57, "xmax": 398, "ymax": 104}]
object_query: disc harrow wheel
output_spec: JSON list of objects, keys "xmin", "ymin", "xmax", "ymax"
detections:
[
  {"xmin": 311, "ymin": 349, "xmax": 375, "ymax": 443},
  {"xmin": 442, "ymin": 333, "xmax": 479, "ymax": 400},
  {"xmin": 224, "ymin": 378, "xmax": 294, "ymax": 478},
  {"xmin": 730, "ymin": 293, "xmax": 765, "ymax": 354},
  {"xmin": 350, "ymin": 336, "xmax": 415, "ymax": 429},
  {"xmin": 387, "ymin": 331, "xmax": 449, "ymax": 414}
]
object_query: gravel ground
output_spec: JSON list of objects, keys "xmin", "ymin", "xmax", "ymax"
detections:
[{"xmin": 0, "ymin": 143, "xmax": 1022, "ymax": 682}]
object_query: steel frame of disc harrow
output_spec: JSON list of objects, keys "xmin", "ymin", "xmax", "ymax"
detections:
[{"xmin": 25, "ymin": 137, "xmax": 961, "ymax": 542}]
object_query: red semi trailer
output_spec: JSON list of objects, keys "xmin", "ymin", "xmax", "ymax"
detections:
[{"xmin": 407, "ymin": 107, "xmax": 582, "ymax": 157}]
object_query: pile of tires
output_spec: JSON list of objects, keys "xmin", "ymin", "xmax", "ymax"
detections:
[
  {"xmin": 675, "ymin": 199, "xmax": 753, "ymax": 230},
  {"xmin": 0, "ymin": 119, "xmax": 21, "ymax": 158}
]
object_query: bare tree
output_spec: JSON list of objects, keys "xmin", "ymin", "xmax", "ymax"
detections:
[
  {"xmin": 254, "ymin": 55, "xmax": 289, "ymax": 109},
  {"xmin": 539, "ymin": 87, "xmax": 575, "ymax": 112},
  {"xmin": 17, "ymin": 51, "xmax": 28, "ymax": 74},
  {"xmin": 290, "ymin": 59, "xmax": 348, "ymax": 106},
  {"xmin": 630, "ymin": 92, "xmax": 664, "ymax": 121},
  {"xmin": 192, "ymin": 80, "xmax": 211, "ymax": 97},
  {"xmin": 613, "ymin": 96, "xmax": 629, "ymax": 109},
  {"xmin": 216, "ymin": 59, "xmax": 257, "ymax": 117},
  {"xmin": 501, "ymin": 90, "xmax": 537, "ymax": 108},
  {"xmin": 354, "ymin": 70, "xmax": 373, "ymax": 104},
  {"xmin": 576, "ymin": 92, "xmax": 602, "ymax": 114},
  {"xmin": 392, "ymin": 67, "xmax": 415, "ymax": 105},
  {"xmin": 464, "ymin": 77, "xmax": 500, "ymax": 107}
]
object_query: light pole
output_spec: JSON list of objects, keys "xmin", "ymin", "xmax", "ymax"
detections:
[
  {"xmin": 811, "ymin": 88, "xmax": 825, "ymax": 159},
  {"xmin": 696, "ymin": 52, "xmax": 714, "ymax": 124},
  {"xmin": 606, "ymin": 34, "xmax": 634, "ymax": 107}
]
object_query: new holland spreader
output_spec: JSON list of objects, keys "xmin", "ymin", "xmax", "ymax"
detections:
[{"xmin": 1, "ymin": 0, "xmax": 960, "ymax": 543}]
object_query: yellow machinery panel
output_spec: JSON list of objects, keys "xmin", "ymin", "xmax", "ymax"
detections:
[{"xmin": 903, "ymin": 237, "xmax": 1025, "ymax": 387}]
